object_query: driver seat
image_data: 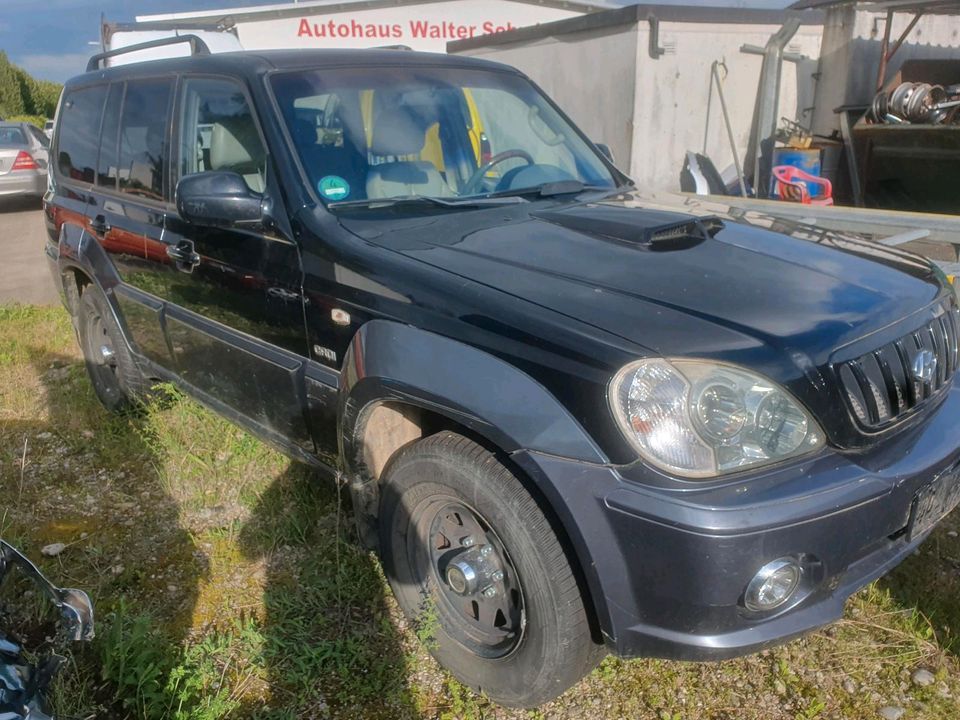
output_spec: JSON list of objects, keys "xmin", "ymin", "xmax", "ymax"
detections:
[{"xmin": 366, "ymin": 106, "xmax": 453, "ymax": 199}]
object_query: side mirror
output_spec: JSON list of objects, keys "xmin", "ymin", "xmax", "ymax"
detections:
[
  {"xmin": 176, "ymin": 171, "xmax": 264, "ymax": 229},
  {"xmin": 595, "ymin": 143, "xmax": 615, "ymax": 164}
]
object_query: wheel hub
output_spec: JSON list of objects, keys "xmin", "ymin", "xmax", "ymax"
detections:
[
  {"xmin": 445, "ymin": 558, "xmax": 478, "ymax": 595},
  {"xmin": 422, "ymin": 501, "xmax": 525, "ymax": 657},
  {"xmin": 444, "ymin": 545, "xmax": 502, "ymax": 597}
]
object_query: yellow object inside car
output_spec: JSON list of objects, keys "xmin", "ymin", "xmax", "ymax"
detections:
[{"xmin": 360, "ymin": 88, "xmax": 484, "ymax": 176}]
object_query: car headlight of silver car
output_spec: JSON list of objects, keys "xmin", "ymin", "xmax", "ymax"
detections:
[{"xmin": 609, "ymin": 359, "xmax": 824, "ymax": 478}]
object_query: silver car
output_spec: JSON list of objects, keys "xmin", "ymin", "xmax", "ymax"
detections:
[{"xmin": 0, "ymin": 122, "xmax": 50, "ymax": 200}]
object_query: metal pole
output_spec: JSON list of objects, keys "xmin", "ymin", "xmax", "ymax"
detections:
[
  {"xmin": 743, "ymin": 19, "xmax": 802, "ymax": 199},
  {"xmin": 711, "ymin": 61, "xmax": 748, "ymax": 198},
  {"xmin": 876, "ymin": 10, "xmax": 894, "ymax": 93}
]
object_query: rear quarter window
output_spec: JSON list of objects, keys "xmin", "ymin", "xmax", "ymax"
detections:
[{"xmin": 57, "ymin": 85, "xmax": 108, "ymax": 183}]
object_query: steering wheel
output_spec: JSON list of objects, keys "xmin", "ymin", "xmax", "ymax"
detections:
[{"xmin": 461, "ymin": 149, "xmax": 535, "ymax": 195}]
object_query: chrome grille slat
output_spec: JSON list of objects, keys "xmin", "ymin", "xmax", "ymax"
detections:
[
  {"xmin": 837, "ymin": 300, "xmax": 958, "ymax": 430},
  {"xmin": 953, "ymin": 311, "xmax": 959, "ymax": 372},
  {"xmin": 935, "ymin": 318, "xmax": 949, "ymax": 385},
  {"xmin": 873, "ymin": 349, "xmax": 904, "ymax": 414},
  {"xmin": 927, "ymin": 324, "xmax": 944, "ymax": 389},
  {"xmin": 940, "ymin": 312, "xmax": 957, "ymax": 375},
  {"xmin": 849, "ymin": 360, "xmax": 880, "ymax": 424},
  {"xmin": 914, "ymin": 331, "xmax": 932, "ymax": 400},
  {"xmin": 893, "ymin": 339, "xmax": 919, "ymax": 408}
]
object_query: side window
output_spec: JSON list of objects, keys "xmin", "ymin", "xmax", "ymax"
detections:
[
  {"xmin": 97, "ymin": 83, "xmax": 124, "ymax": 190},
  {"xmin": 57, "ymin": 85, "xmax": 107, "ymax": 183},
  {"xmin": 178, "ymin": 77, "xmax": 266, "ymax": 193},
  {"xmin": 118, "ymin": 78, "xmax": 173, "ymax": 201}
]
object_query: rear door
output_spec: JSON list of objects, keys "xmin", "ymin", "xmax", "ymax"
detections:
[
  {"xmin": 94, "ymin": 77, "xmax": 177, "ymax": 369},
  {"xmin": 50, "ymin": 83, "xmax": 108, "ymax": 253}
]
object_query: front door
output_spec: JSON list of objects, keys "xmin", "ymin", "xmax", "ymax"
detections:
[{"xmin": 154, "ymin": 76, "xmax": 313, "ymax": 454}]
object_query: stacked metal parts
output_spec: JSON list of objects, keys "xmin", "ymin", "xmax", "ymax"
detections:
[{"xmin": 868, "ymin": 81, "xmax": 960, "ymax": 125}]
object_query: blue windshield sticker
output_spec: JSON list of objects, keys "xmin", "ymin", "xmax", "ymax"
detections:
[{"xmin": 318, "ymin": 175, "xmax": 350, "ymax": 201}]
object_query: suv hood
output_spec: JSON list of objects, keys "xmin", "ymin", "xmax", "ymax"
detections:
[{"xmin": 342, "ymin": 195, "xmax": 945, "ymax": 366}]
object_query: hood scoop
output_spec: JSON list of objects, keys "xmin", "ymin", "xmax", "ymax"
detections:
[{"xmin": 532, "ymin": 204, "xmax": 723, "ymax": 251}]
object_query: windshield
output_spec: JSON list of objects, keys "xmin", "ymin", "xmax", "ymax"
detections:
[{"xmin": 270, "ymin": 65, "xmax": 617, "ymax": 207}]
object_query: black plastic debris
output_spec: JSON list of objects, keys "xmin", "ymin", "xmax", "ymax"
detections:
[{"xmin": 0, "ymin": 540, "xmax": 94, "ymax": 720}]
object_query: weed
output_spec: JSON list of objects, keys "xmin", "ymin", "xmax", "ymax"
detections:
[
  {"xmin": 3, "ymin": 304, "xmax": 960, "ymax": 720},
  {"xmin": 440, "ymin": 677, "xmax": 485, "ymax": 720},
  {"xmin": 415, "ymin": 595, "xmax": 441, "ymax": 651}
]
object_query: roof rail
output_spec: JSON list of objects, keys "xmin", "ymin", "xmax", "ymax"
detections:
[
  {"xmin": 86, "ymin": 34, "xmax": 211, "ymax": 72},
  {"xmin": 376, "ymin": 44, "xmax": 413, "ymax": 51}
]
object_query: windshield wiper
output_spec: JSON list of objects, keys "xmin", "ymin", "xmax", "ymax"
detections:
[
  {"xmin": 328, "ymin": 194, "xmax": 528, "ymax": 211},
  {"xmin": 488, "ymin": 180, "xmax": 615, "ymax": 200}
]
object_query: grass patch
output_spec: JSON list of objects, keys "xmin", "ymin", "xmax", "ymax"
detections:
[{"xmin": 1, "ymin": 303, "xmax": 960, "ymax": 719}]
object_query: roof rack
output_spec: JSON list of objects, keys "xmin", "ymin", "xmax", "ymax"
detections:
[{"xmin": 86, "ymin": 34, "xmax": 210, "ymax": 72}]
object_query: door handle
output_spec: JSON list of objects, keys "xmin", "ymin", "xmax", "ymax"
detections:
[
  {"xmin": 89, "ymin": 215, "xmax": 110, "ymax": 235},
  {"xmin": 166, "ymin": 242, "xmax": 201, "ymax": 269}
]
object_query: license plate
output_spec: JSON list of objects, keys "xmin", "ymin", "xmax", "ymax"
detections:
[{"xmin": 908, "ymin": 465, "xmax": 960, "ymax": 541}]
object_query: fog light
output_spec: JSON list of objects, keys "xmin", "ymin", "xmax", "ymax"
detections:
[{"xmin": 744, "ymin": 558, "xmax": 801, "ymax": 612}]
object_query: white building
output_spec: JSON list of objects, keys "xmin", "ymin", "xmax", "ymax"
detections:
[{"xmin": 129, "ymin": 0, "xmax": 617, "ymax": 54}]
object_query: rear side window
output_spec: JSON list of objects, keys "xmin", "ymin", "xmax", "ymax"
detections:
[
  {"xmin": 57, "ymin": 85, "xmax": 107, "ymax": 182},
  {"xmin": 178, "ymin": 77, "xmax": 267, "ymax": 193},
  {"xmin": 118, "ymin": 78, "xmax": 173, "ymax": 201}
]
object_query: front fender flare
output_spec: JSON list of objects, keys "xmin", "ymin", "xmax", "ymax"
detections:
[{"xmin": 338, "ymin": 320, "xmax": 607, "ymax": 470}]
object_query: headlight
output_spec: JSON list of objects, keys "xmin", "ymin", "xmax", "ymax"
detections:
[{"xmin": 609, "ymin": 359, "xmax": 824, "ymax": 478}]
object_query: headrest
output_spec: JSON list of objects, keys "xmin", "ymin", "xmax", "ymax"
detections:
[
  {"xmin": 369, "ymin": 106, "xmax": 428, "ymax": 157},
  {"xmin": 210, "ymin": 119, "xmax": 263, "ymax": 172}
]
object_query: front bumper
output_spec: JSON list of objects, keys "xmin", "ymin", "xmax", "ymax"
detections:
[
  {"xmin": 512, "ymin": 384, "xmax": 960, "ymax": 660},
  {"xmin": 0, "ymin": 170, "xmax": 46, "ymax": 197}
]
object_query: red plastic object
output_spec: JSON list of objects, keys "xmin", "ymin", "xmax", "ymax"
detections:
[{"xmin": 772, "ymin": 165, "xmax": 833, "ymax": 205}]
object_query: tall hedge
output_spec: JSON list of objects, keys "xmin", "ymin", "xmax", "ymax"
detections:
[{"xmin": 0, "ymin": 51, "xmax": 62, "ymax": 120}]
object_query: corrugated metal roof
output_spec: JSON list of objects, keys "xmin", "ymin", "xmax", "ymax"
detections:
[
  {"xmin": 449, "ymin": 3, "xmax": 823, "ymax": 53},
  {"xmin": 136, "ymin": 0, "xmax": 619, "ymax": 26},
  {"xmin": 790, "ymin": 0, "xmax": 960, "ymax": 13}
]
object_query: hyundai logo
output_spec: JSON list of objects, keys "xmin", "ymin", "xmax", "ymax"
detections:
[{"xmin": 913, "ymin": 349, "xmax": 938, "ymax": 383}]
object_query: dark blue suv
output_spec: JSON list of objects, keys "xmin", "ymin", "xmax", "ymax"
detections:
[{"xmin": 44, "ymin": 37, "xmax": 960, "ymax": 708}]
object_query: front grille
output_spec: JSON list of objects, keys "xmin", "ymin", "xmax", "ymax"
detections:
[{"xmin": 838, "ymin": 301, "xmax": 960, "ymax": 429}]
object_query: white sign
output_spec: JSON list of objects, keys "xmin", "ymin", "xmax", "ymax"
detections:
[{"xmin": 235, "ymin": 0, "xmax": 582, "ymax": 53}]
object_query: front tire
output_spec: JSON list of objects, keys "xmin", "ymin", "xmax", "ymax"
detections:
[
  {"xmin": 76, "ymin": 284, "xmax": 148, "ymax": 413},
  {"xmin": 379, "ymin": 431, "xmax": 602, "ymax": 708}
]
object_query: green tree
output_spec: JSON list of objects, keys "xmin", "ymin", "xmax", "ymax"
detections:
[
  {"xmin": 0, "ymin": 51, "xmax": 26, "ymax": 117},
  {"xmin": 0, "ymin": 50, "xmax": 62, "ymax": 120}
]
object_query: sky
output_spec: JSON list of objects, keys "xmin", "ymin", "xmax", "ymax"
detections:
[{"xmin": 0, "ymin": 0, "xmax": 790, "ymax": 84}]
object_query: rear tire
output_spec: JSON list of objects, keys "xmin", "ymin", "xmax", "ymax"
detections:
[
  {"xmin": 76, "ymin": 284, "xmax": 148, "ymax": 413},
  {"xmin": 379, "ymin": 431, "xmax": 602, "ymax": 708}
]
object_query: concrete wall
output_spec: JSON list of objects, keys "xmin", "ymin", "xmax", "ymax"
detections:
[
  {"xmin": 456, "ymin": 23, "xmax": 640, "ymax": 171},
  {"xmin": 629, "ymin": 20, "xmax": 821, "ymax": 191},
  {"xmin": 812, "ymin": 7, "xmax": 960, "ymax": 136},
  {"xmin": 455, "ymin": 12, "xmax": 822, "ymax": 191}
]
